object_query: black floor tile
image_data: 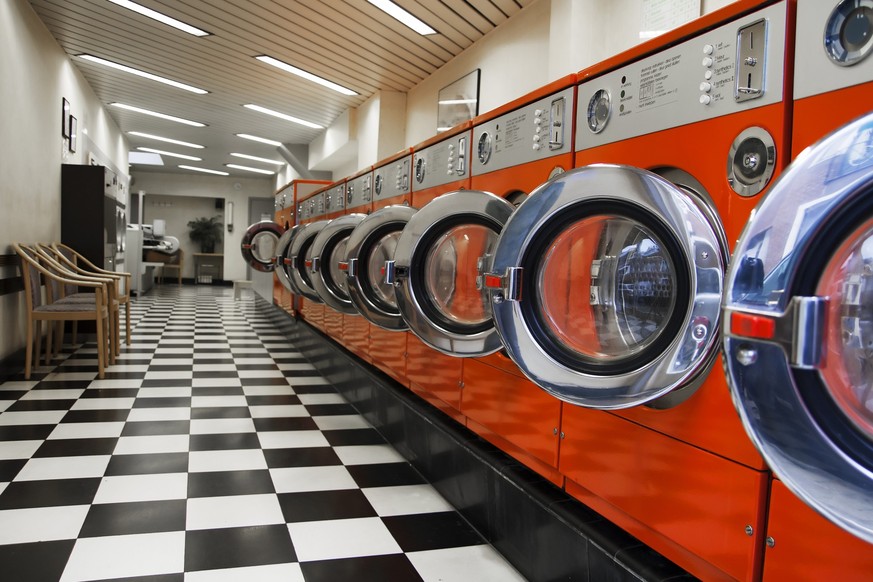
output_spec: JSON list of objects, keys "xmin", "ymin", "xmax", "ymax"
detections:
[
  {"xmin": 191, "ymin": 406, "xmax": 250, "ymax": 419},
  {"xmin": 184, "ymin": 524, "xmax": 296, "ymax": 572},
  {"xmin": 278, "ymin": 489, "xmax": 376, "ymax": 523},
  {"xmin": 382, "ymin": 511, "xmax": 484, "ymax": 552},
  {"xmin": 188, "ymin": 469, "xmax": 275, "ymax": 498},
  {"xmin": 193, "ymin": 358, "xmax": 236, "ymax": 365},
  {"xmin": 0, "ymin": 478, "xmax": 101, "ymax": 509},
  {"xmin": 0, "ymin": 390, "xmax": 28, "ymax": 401},
  {"xmin": 239, "ymin": 377, "xmax": 288, "ymax": 386},
  {"xmin": 34, "ymin": 380, "xmax": 92, "ymax": 390},
  {"xmin": 79, "ymin": 388, "xmax": 140, "ymax": 399},
  {"xmin": 189, "ymin": 432, "xmax": 261, "ymax": 451},
  {"xmin": 190, "ymin": 386, "xmax": 244, "ymax": 396},
  {"xmin": 264, "ymin": 447, "xmax": 342, "ymax": 468},
  {"xmin": 246, "ymin": 395, "xmax": 301, "ymax": 406},
  {"xmin": 323, "ymin": 429, "xmax": 386, "ymax": 447},
  {"xmin": 0, "ymin": 424, "xmax": 55, "ymax": 441},
  {"xmin": 192, "ymin": 371, "xmax": 239, "ymax": 379},
  {"xmin": 121, "ymin": 420, "xmax": 191, "ymax": 436},
  {"xmin": 133, "ymin": 397, "xmax": 192, "ymax": 409},
  {"xmin": 253, "ymin": 417, "xmax": 318, "ymax": 432},
  {"xmin": 0, "ymin": 459, "xmax": 27, "ymax": 482},
  {"xmin": 292, "ymin": 385, "xmax": 339, "ymax": 394},
  {"xmin": 346, "ymin": 463, "xmax": 426, "ymax": 488},
  {"xmin": 88, "ymin": 574, "xmax": 184, "ymax": 582},
  {"xmin": 304, "ymin": 403, "xmax": 357, "ymax": 416},
  {"xmin": 300, "ymin": 554, "xmax": 423, "ymax": 582},
  {"xmin": 79, "ymin": 500, "xmax": 187, "ymax": 537},
  {"xmin": 105, "ymin": 452, "xmax": 189, "ymax": 476},
  {"xmin": 33, "ymin": 437, "xmax": 118, "ymax": 457},
  {"xmin": 101, "ymin": 371, "xmax": 148, "ymax": 380},
  {"xmin": 61, "ymin": 409, "xmax": 130, "ymax": 423},
  {"xmin": 235, "ymin": 364, "xmax": 280, "ymax": 371},
  {"xmin": 0, "ymin": 540, "xmax": 76, "ymax": 581},
  {"xmin": 6, "ymin": 399, "xmax": 77, "ymax": 412},
  {"xmin": 140, "ymin": 379, "xmax": 193, "ymax": 388}
]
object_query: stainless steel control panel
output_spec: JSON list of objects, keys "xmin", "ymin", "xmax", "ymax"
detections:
[
  {"xmin": 324, "ymin": 183, "xmax": 346, "ymax": 215},
  {"xmin": 374, "ymin": 154, "xmax": 412, "ymax": 201},
  {"xmin": 412, "ymin": 130, "xmax": 471, "ymax": 191},
  {"xmin": 472, "ymin": 87, "xmax": 575, "ymax": 175},
  {"xmin": 347, "ymin": 172, "xmax": 373, "ymax": 210},
  {"xmin": 575, "ymin": 2, "xmax": 787, "ymax": 151}
]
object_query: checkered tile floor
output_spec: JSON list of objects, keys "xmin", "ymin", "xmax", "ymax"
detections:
[{"xmin": 0, "ymin": 286, "xmax": 525, "ymax": 581}]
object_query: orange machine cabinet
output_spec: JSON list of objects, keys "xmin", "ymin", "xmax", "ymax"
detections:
[{"xmin": 341, "ymin": 168, "xmax": 374, "ymax": 363}]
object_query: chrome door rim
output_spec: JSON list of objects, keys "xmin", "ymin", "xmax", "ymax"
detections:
[
  {"xmin": 288, "ymin": 221, "xmax": 328, "ymax": 302},
  {"xmin": 308, "ymin": 214, "xmax": 367, "ymax": 314}
]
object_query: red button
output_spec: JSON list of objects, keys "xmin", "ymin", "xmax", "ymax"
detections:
[
  {"xmin": 730, "ymin": 312, "xmax": 776, "ymax": 340},
  {"xmin": 484, "ymin": 275, "xmax": 502, "ymax": 289},
  {"xmin": 338, "ymin": 262, "xmax": 349, "ymax": 271}
]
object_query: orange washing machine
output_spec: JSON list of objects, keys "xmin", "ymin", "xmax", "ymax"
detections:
[
  {"xmin": 485, "ymin": 2, "xmax": 793, "ymax": 579},
  {"xmin": 338, "ymin": 168, "xmax": 374, "ymax": 362},
  {"xmin": 289, "ymin": 186, "xmax": 329, "ymax": 332},
  {"xmin": 388, "ymin": 123, "xmax": 474, "ymax": 420},
  {"xmin": 273, "ymin": 179, "xmax": 330, "ymax": 314},
  {"xmin": 317, "ymin": 180, "xmax": 350, "ymax": 341},
  {"xmin": 723, "ymin": 1, "xmax": 873, "ymax": 579},
  {"xmin": 464, "ymin": 75, "xmax": 577, "ymax": 484},
  {"xmin": 346, "ymin": 149, "xmax": 415, "ymax": 384}
]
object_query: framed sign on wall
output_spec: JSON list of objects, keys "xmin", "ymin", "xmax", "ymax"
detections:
[{"xmin": 437, "ymin": 69, "xmax": 480, "ymax": 133}]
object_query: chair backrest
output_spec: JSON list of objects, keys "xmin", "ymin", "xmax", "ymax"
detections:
[
  {"xmin": 37, "ymin": 244, "xmax": 78, "ymax": 298},
  {"xmin": 13, "ymin": 244, "xmax": 46, "ymax": 311}
]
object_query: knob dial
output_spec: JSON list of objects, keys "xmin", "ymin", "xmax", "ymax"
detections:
[{"xmin": 586, "ymin": 89, "xmax": 611, "ymax": 134}]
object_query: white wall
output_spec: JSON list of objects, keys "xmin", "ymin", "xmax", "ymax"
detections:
[
  {"xmin": 0, "ymin": 0, "xmax": 128, "ymax": 361},
  {"xmin": 130, "ymin": 171, "xmax": 274, "ymax": 282}
]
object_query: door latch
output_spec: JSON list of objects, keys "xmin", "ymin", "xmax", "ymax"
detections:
[{"xmin": 484, "ymin": 267, "xmax": 523, "ymax": 303}]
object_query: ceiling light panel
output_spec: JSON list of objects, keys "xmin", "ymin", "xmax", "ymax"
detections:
[
  {"xmin": 110, "ymin": 103, "xmax": 205, "ymax": 127},
  {"xmin": 107, "ymin": 0, "xmax": 210, "ymax": 36},
  {"xmin": 367, "ymin": 0, "xmax": 436, "ymax": 35},
  {"xmin": 137, "ymin": 147, "xmax": 201, "ymax": 161},
  {"xmin": 179, "ymin": 165, "xmax": 228, "ymax": 175},
  {"xmin": 128, "ymin": 131, "xmax": 205, "ymax": 148},
  {"xmin": 230, "ymin": 153, "xmax": 284, "ymax": 166},
  {"xmin": 243, "ymin": 104, "xmax": 323, "ymax": 129},
  {"xmin": 226, "ymin": 164, "xmax": 275, "ymax": 175},
  {"xmin": 236, "ymin": 134, "xmax": 283, "ymax": 147},
  {"xmin": 256, "ymin": 56, "xmax": 358, "ymax": 96},
  {"xmin": 78, "ymin": 54, "xmax": 208, "ymax": 94}
]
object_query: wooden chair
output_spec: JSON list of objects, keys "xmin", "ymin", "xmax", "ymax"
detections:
[
  {"xmin": 158, "ymin": 250, "xmax": 183, "ymax": 285},
  {"xmin": 48, "ymin": 242, "xmax": 131, "ymax": 347},
  {"xmin": 13, "ymin": 243, "xmax": 110, "ymax": 379}
]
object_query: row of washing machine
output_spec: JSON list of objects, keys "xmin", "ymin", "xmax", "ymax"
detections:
[{"xmin": 241, "ymin": 0, "xmax": 873, "ymax": 579}]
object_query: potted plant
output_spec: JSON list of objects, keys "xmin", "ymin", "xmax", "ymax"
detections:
[{"xmin": 187, "ymin": 215, "xmax": 223, "ymax": 253}]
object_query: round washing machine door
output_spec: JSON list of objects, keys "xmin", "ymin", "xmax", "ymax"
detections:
[
  {"xmin": 241, "ymin": 221, "xmax": 283, "ymax": 272},
  {"xmin": 275, "ymin": 225, "xmax": 304, "ymax": 294},
  {"xmin": 724, "ymin": 113, "xmax": 873, "ymax": 543},
  {"xmin": 487, "ymin": 164, "xmax": 727, "ymax": 409},
  {"xmin": 308, "ymin": 214, "xmax": 367, "ymax": 314},
  {"xmin": 346, "ymin": 205, "xmax": 418, "ymax": 330},
  {"xmin": 288, "ymin": 221, "xmax": 328, "ymax": 302},
  {"xmin": 392, "ymin": 190, "xmax": 515, "ymax": 356}
]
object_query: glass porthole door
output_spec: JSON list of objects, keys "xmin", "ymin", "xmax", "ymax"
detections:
[
  {"xmin": 241, "ymin": 221, "xmax": 283, "ymax": 272},
  {"xmin": 287, "ymin": 221, "xmax": 329, "ymax": 302},
  {"xmin": 308, "ymin": 214, "xmax": 367, "ymax": 314}
]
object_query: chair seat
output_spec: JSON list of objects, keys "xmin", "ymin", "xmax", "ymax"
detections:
[
  {"xmin": 56, "ymin": 292, "xmax": 97, "ymax": 303},
  {"xmin": 35, "ymin": 302, "xmax": 104, "ymax": 313}
]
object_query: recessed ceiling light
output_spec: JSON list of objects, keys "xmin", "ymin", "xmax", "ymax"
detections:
[
  {"xmin": 230, "ymin": 153, "xmax": 284, "ymax": 166},
  {"xmin": 179, "ymin": 165, "xmax": 228, "ymax": 175},
  {"xmin": 255, "ymin": 56, "xmax": 358, "ymax": 96},
  {"xmin": 367, "ymin": 0, "xmax": 435, "ymax": 35},
  {"xmin": 137, "ymin": 147, "xmax": 201, "ymax": 161},
  {"xmin": 110, "ymin": 103, "xmax": 205, "ymax": 127},
  {"xmin": 128, "ymin": 131, "xmax": 205, "ymax": 148},
  {"xmin": 107, "ymin": 0, "xmax": 210, "ymax": 36},
  {"xmin": 243, "ymin": 104, "xmax": 323, "ymax": 129},
  {"xmin": 236, "ymin": 133, "xmax": 283, "ymax": 146},
  {"xmin": 226, "ymin": 164, "xmax": 275, "ymax": 175},
  {"xmin": 77, "ymin": 54, "xmax": 208, "ymax": 94}
]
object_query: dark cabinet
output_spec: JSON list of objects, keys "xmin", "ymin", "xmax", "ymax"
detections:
[{"xmin": 61, "ymin": 165, "xmax": 126, "ymax": 270}]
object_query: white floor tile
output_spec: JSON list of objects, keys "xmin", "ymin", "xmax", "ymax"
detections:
[
  {"xmin": 94, "ymin": 473, "xmax": 188, "ymax": 504},
  {"xmin": 0, "ymin": 410, "xmax": 67, "ymax": 426},
  {"xmin": 188, "ymin": 449, "xmax": 267, "ymax": 472},
  {"xmin": 155, "ymin": 348, "xmax": 198, "ymax": 354},
  {"xmin": 257, "ymin": 431, "xmax": 329, "ymax": 450},
  {"xmin": 288, "ymin": 517, "xmax": 402, "ymax": 562},
  {"xmin": 0, "ymin": 400, "xmax": 14, "ymax": 413},
  {"xmin": 48, "ymin": 421, "xmax": 126, "ymax": 440},
  {"xmin": 269, "ymin": 466, "xmax": 358, "ymax": 493},
  {"xmin": 333, "ymin": 445, "xmax": 406, "ymax": 466},
  {"xmin": 0, "ymin": 505, "xmax": 90, "ymax": 544},
  {"xmin": 183, "ymin": 562, "xmax": 304, "ymax": 582},
  {"xmin": 186, "ymin": 494, "xmax": 284, "ymax": 530},
  {"xmin": 20, "ymin": 389, "xmax": 84, "ymax": 400},
  {"xmin": 15, "ymin": 455, "xmax": 111, "ymax": 481},
  {"xmin": 104, "ymin": 364, "xmax": 150, "ymax": 373},
  {"xmin": 276, "ymin": 363, "xmax": 317, "ymax": 372},
  {"xmin": 237, "ymin": 370, "xmax": 284, "ymax": 379},
  {"xmin": 0, "ymin": 440, "xmax": 42, "ymax": 460},
  {"xmin": 296, "ymin": 393, "xmax": 346, "ymax": 405},
  {"xmin": 43, "ymin": 372, "xmax": 97, "ymax": 381},
  {"xmin": 362, "ymin": 485, "xmax": 454, "ymax": 516},
  {"xmin": 137, "ymin": 386, "xmax": 193, "ymax": 398},
  {"xmin": 407, "ymin": 545, "xmax": 527, "ymax": 582},
  {"xmin": 189, "ymin": 417, "xmax": 256, "ymax": 435},
  {"xmin": 0, "ymin": 380, "xmax": 39, "ymax": 390},
  {"xmin": 191, "ymin": 395, "xmax": 248, "ymax": 408},
  {"xmin": 145, "ymin": 371, "xmax": 194, "ymax": 380},
  {"xmin": 147, "ymin": 358, "xmax": 196, "ymax": 367},
  {"xmin": 127, "ymin": 407, "xmax": 192, "ymax": 422},
  {"xmin": 86, "ymin": 379, "xmax": 143, "ymax": 389},
  {"xmin": 61, "ymin": 531, "xmax": 185, "ymax": 582},
  {"xmin": 192, "ymin": 364, "xmax": 237, "ymax": 372},
  {"xmin": 71, "ymin": 397, "xmax": 136, "ymax": 410},
  {"xmin": 242, "ymin": 385, "xmax": 296, "ymax": 396},
  {"xmin": 192, "ymin": 378, "xmax": 243, "ymax": 388},
  {"xmin": 113, "ymin": 434, "xmax": 190, "ymax": 455},
  {"xmin": 248, "ymin": 405, "xmax": 308, "ymax": 419},
  {"xmin": 311, "ymin": 415, "xmax": 371, "ymax": 431},
  {"xmin": 232, "ymin": 358, "xmax": 275, "ymax": 365}
]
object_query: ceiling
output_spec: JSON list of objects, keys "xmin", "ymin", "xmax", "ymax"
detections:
[{"xmin": 29, "ymin": 0, "xmax": 534, "ymax": 178}]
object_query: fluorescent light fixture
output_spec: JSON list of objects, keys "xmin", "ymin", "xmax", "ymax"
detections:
[
  {"xmin": 236, "ymin": 133, "xmax": 283, "ymax": 146},
  {"xmin": 226, "ymin": 164, "xmax": 275, "ymax": 175},
  {"xmin": 129, "ymin": 151, "xmax": 164, "ymax": 165},
  {"xmin": 107, "ymin": 0, "xmax": 210, "ymax": 36},
  {"xmin": 367, "ymin": 0, "xmax": 435, "ymax": 35},
  {"xmin": 77, "ymin": 54, "xmax": 208, "ymax": 94},
  {"xmin": 437, "ymin": 98, "xmax": 478, "ymax": 105},
  {"xmin": 137, "ymin": 147, "xmax": 201, "ymax": 161},
  {"xmin": 255, "ymin": 56, "xmax": 357, "ymax": 96},
  {"xmin": 178, "ymin": 165, "xmax": 228, "ymax": 175},
  {"xmin": 230, "ymin": 152, "xmax": 284, "ymax": 166},
  {"xmin": 128, "ymin": 131, "xmax": 205, "ymax": 149},
  {"xmin": 110, "ymin": 102, "xmax": 205, "ymax": 127},
  {"xmin": 243, "ymin": 104, "xmax": 323, "ymax": 129}
]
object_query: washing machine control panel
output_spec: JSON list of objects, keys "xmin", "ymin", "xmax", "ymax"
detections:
[
  {"xmin": 472, "ymin": 86, "xmax": 575, "ymax": 175},
  {"xmin": 412, "ymin": 131, "xmax": 471, "ymax": 190},
  {"xmin": 322, "ymin": 183, "xmax": 344, "ymax": 215},
  {"xmin": 300, "ymin": 191, "xmax": 325, "ymax": 220},
  {"xmin": 346, "ymin": 172, "xmax": 372, "ymax": 210},
  {"xmin": 576, "ymin": 1, "xmax": 787, "ymax": 151},
  {"xmin": 373, "ymin": 155, "xmax": 412, "ymax": 201}
]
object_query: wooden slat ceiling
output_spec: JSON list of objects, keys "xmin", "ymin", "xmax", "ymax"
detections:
[{"xmin": 28, "ymin": 0, "xmax": 534, "ymax": 178}]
